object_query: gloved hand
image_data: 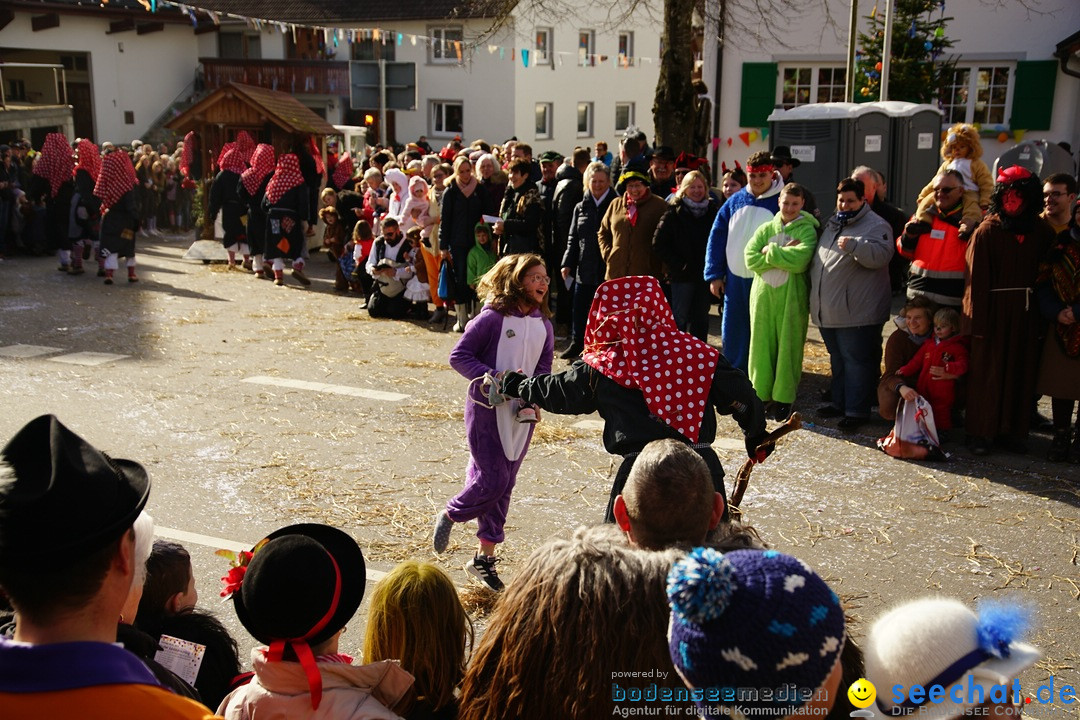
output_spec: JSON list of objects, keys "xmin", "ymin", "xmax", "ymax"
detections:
[
  {"xmin": 745, "ymin": 433, "xmax": 775, "ymax": 464},
  {"xmin": 499, "ymin": 370, "xmax": 527, "ymax": 398}
]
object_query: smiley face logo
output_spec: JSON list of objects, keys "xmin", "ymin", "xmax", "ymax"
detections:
[{"xmin": 848, "ymin": 678, "xmax": 877, "ymax": 709}]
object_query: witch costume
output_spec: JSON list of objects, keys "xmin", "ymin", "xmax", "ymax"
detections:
[{"xmin": 499, "ymin": 276, "xmax": 767, "ymax": 521}]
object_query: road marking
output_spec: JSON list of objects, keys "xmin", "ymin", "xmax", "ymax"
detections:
[
  {"xmin": 49, "ymin": 351, "xmax": 130, "ymax": 366},
  {"xmin": 0, "ymin": 344, "xmax": 64, "ymax": 358},
  {"xmin": 156, "ymin": 526, "xmax": 388, "ymax": 583},
  {"xmin": 242, "ymin": 375, "xmax": 409, "ymax": 402}
]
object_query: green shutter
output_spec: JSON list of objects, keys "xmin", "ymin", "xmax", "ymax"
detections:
[
  {"xmin": 740, "ymin": 62, "xmax": 778, "ymax": 127},
  {"xmin": 1009, "ymin": 60, "xmax": 1057, "ymax": 130}
]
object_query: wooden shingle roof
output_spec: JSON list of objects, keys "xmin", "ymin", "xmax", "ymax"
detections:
[{"xmin": 165, "ymin": 82, "xmax": 337, "ymax": 136}]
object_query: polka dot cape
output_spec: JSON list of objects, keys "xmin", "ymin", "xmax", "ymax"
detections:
[{"xmin": 581, "ymin": 276, "xmax": 719, "ymax": 443}]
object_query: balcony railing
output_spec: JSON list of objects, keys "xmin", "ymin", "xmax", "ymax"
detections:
[
  {"xmin": 0, "ymin": 62, "xmax": 68, "ymax": 109},
  {"xmin": 200, "ymin": 58, "xmax": 350, "ymax": 96}
]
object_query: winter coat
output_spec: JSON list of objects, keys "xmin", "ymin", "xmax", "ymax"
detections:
[
  {"xmin": 438, "ymin": 181, "xmax": 488, "ymax": 252},
  {"xmin": 562, "ymin": 190, "xmax": 614, "ymax": 286},
  {"xmin": 652, "ymin": 197, "xmax": 721, "ymax": 283},
  {"xmin": 498, "ymin": 179, "xmax": 545, "ymax": 256},
  {"xmin": 597, "ymin": 192, "xmax": 668, "ymax": 280},
  {"xmin": 809, "ymin": 202, "xmax": 894, "ymax": 328}
]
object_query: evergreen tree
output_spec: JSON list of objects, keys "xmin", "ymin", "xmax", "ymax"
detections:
[{"xmin": 855, "ymin": 0, "xmax": 957, "ymax": 103}]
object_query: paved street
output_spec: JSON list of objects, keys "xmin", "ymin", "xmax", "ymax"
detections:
[{"xmin": 1, "ymin": 232, "xmax": 1077, "ymax": 698}]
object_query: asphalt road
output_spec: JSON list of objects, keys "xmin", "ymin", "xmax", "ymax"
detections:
[{"xmin": 1, "ymin": 231, "xmax": 1077, "ymax": 701}]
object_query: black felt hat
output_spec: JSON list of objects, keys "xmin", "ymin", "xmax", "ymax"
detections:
[
  {"xmin": 648, "ymin": 145, "xmax": 676, "ymax": 162},
  {"xmin": 0, "ymin": 414, "xmax": 150, "ymax": 570},
  {"xmin": 770, "ymin": 146, "xmax": 801, "ymax": 168},
  {"xmin": 233, "ymin": 523, "xmax": 366, "ymax": 647},
  {"xmin": 616, "ymin": 159, "xmax": 651, "ymax": 194}
]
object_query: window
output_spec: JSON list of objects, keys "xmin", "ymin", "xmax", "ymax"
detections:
[
  {"xmin": 535, "ymin": 102, "xmax": 552, "ymax": 139},
  {"xmin": 577, "ymin": 102, "xmax": 593, "ymax": 137},
  {"xmin": 430, "ymin": 26, "xmax": 464, "ymax": 64},
  {"xmin": 351, "ymin": 30, "xmax": 396, "ymax": 61},
  {"xmin": 941, "ymin": 64, "xmax": 1013, "ymax": 127},
  {"xmin": 6, "ymin": 79, "xmax": 26, "ymax": 101},
  {"xmin": 431, "ymin": 100, "xmax": 463, "ymax": 136},
  {"xmin": 219, "ymin": 31, "xmax": 262, "ymax": 60},
  {"xmin": 778, "ymin": 65, "xmax": 846, "ymax": 108},
  {"xmin": 615, "ymin": 102, "xmax": 635, "ymax": 133},
  {"xmin": 578, "ymin": 30, "xmax": 595, "ymax": 67},
  {"xmin": 535, "ymin": 28, "xmax": 552, "ymax": 65},
  {"xmin": 618, "ymin": 31, "xmax": 634, "ymax": 67}
]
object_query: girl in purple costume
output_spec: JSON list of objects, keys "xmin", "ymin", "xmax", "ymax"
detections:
[{"xmin": 433, "ymin": 254, "xmax": 554, "ymax": 591}]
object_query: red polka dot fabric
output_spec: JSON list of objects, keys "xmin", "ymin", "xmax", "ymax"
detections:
[
  {"xmin": 180, "ymin": 131, "xmax": 197, "ymax": 179},
  {"xmin": 74, "ymin": 139, "xmax": 101, "ymax": 184},
  {"xmin": 264, "ymin": 154, "xmax": 305, "ymax": 205},
  {"xmin": 241, "ymin": 144, "xmax": 276, "ymax": 196},
  {"xmin": 93, "ymin": 150, "xmax": 138, "ymax": 212},
  {"xmin": 33, "ymin": 133, "xmax": 73, "ymax": 198},
  {"xmin": 234, "ymin": 130, "xmax": 257, "ymax": 165},
  {"xmin": 582, "ymin": 276, "xmax": 719, "ymax": 442}
]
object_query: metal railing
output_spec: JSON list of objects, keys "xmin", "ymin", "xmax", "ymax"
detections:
[
  {"xmin": 0, "ymin": 62, "xmax": 68, "ymax": 109},
  {"xmin": 200, "ymin": 58, "xmax": 349, "ymax": 95}
]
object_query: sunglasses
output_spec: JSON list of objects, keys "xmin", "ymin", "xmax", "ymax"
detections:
[{"xmin": 934, "ymin": 187, "xmax": 960, "ymax": 195}]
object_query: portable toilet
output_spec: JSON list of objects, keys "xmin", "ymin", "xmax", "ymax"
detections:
[
  {"xmin": 768, "ymin": 102, "xmax": 892, "ymax": 210},
  {"xmin": 993, "ymin": 139, "xmax": 1076, "ymax": 179},
  {"xmin": 863, "ymin": 101, "xmax": 943, "ymax": 215}
]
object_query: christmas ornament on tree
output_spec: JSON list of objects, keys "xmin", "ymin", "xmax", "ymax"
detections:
[{"xmin": 855, "ymin": 0, "xmax": 958, "ymax": 103}]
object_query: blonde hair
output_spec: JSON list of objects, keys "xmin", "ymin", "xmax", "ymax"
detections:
[
  {"xmin": 319, "ymin": 187, "xmax": 338, "ymax": 206},
  {"xmin": 475, "ymin": 253, "xmax": 552, "ymax": 317},
  {"xmin": 445, "ymin": 155, "xmax": 473, "ymax": 189},
  {"xmin": 363, "ymin": 561, "xmax": 472, "ymax": 712},
  {"xmin": 674, "ymin": 170, "xmax": 709, "ymax": 200}
]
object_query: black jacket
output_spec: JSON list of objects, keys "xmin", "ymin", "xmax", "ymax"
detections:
[
  {"xmin": 503, "ymin": 357, "xmax": 766, "ymax": 461},
  {"xmin": 499, "ymin": 179, "xmax": 544, "ymax": 256},
  {"xmin": 561, "ymin": 190, "xmax": 614, "ymax": 286},
  {"xmin": 553, "ymin": 165, "xmax": 584, "ymax": 262},
  {"xmin": 652, "ymin": 197, "xmax": 721, "ymax": 283},
  {"xmin": 208, "ymin": 169, "xmax": 245, "ymax": 238},
  {"xmin": 438, "ymin": 181, "xmax": 489, "ymax": 251}
]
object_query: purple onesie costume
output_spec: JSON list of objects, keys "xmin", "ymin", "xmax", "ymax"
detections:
[{"xmin": 446, "ymin": 304, "xmax": 554, "ymax": 544}]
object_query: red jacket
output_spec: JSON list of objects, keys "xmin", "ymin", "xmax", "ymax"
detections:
[{"xmin": 898, "ymin": 333, "xmax": 969, "ymax": 428}]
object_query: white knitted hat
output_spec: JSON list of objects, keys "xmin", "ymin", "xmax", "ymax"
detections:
[{"xmin": 865, "ymin": 597, "xmax": 1040, "ymax": 720}]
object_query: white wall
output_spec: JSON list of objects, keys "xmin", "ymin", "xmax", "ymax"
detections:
[
  {"xmin": 712, "ymin": 0, "xmax": 1080, "ymax": 173},
  {"xmin": 2, "ymin": 10, "xmax": 199, "ymax": 144},
  {"xmin": 508, "ymin": 14, "xmax": 661, "ymax": 154},
  {"xmin": 379, "ymin": 20, "xmax": 517, "ymax": 147}
]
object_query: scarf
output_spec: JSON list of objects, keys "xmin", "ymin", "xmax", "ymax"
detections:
[
  {"xmin": 456, "ymin": 175, "xmax": 478, "ymax": 198},
  {"xmin": 216, "ymin": 142, "xmax": 236, "ymax": 171},
  {"xmin": 332, "ymin": 152, "xmax": 354, "ymax": 190},
  {"xmin": 74, "ymin": 139, "xmax": 101, "ymax": 183},
  {"xmin": 218, "ymin": 147, "xmax": 247, "ymax": 176},
  {"xmin": 1042, "ymin": 231, "xmax": 1080, "ymax": 358},
  {"xmin": 241, "ymin": 144, "xmax": 276, "ymax": 196},
  {"xmin": 682, "ymin": 194, "xmax": 710, "ymax": 218},
  {"xmin": 234, "ymin": 131, "xmax": 256, "ymax": 164},
  {"xmin": 93, "ymin": 151, "xmax": 138, "ymax": 212},
  {"xmin": 626, "ymin": 192, "xmax": 640, "ymax": 227},
  {"xmin": 834, "ymin": 208, "xmax": 860, "ymax": 228},
  {"xmin": 582, "ymin": 276, "xmax": 719, "ymax": 442},
  {"xmin": 264, "ymin": 153, "xmax": 305, "ymax": 205},
  {"xmin": 33, "ymin": 133, "xmax": 73, "ymax": 197},
  {"xmin": 179, "ymin": 131, "xmax": 196, "ymax": 178}
]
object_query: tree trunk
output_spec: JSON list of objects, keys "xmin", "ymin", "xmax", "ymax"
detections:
[{"xmin": 653, "ymin": 0, "xmax": 696, "ymax": 152}]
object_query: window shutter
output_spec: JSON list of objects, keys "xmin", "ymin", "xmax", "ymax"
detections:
[
  {"xmin": 740, "ymin": 62, "xmax": 778, "ymax": 127},
  {"xmin": 1009, "ymin": 60, "xmax": 1057, "ymax": 130}
]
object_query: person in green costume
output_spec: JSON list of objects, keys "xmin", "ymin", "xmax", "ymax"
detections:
[{"xmin": 745, "ymin": 183, "xmax": 819, "ymax": 420}]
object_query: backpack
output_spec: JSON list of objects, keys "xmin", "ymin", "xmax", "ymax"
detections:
[{"xmin": 876, "ymin": 394, "xmax": 946, "ymax": 461}]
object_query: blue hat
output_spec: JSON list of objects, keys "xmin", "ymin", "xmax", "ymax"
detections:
[{"xmin": 666, "ymin": 548, "xmax": 846, "ymax": 718}]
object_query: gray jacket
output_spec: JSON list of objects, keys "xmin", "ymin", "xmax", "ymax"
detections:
[{"xmin": 809, "ymin": 202, "xmax": 894, "ymax": 328}]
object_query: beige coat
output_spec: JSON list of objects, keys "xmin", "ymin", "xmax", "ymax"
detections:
[
  {"xmin": 218, "ymin": 649, "xmax": 413, "ymax": 720},
  {"xmin": 597, "ymin": 193, "xmax": 668, "ymax": 280}
]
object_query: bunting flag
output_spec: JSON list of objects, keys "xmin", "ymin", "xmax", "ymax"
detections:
[
  {"xmin": 147, "ymin": 1, "xmax": 663, "ymax": 66},
  {"xmin": 739, "ymin": 132, "xmax": 751, "ymax": 146}
]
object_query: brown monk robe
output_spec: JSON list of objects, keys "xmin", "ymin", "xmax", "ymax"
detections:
[{"xmin": 962, "ymin": 166, "xmax": 1055, "ymax": 453}]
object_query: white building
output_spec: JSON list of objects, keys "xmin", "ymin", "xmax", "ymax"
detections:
[
  {"xmin": 701, "ymin": 0, "xmax": 1080, "ymax": 179},
  {"xmin": 1, "ymin": 0, "xmax": 661, "ymax": 153}
]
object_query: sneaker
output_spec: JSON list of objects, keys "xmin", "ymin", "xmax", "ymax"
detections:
[
  {"xmin": 769, "ymin": 403, "xmax": 791, "ymax": 422},
  {"xmin": 465, "ymin": 553, "xmax": 504, "ymax": 592},
  {"xmin": 432, "ymin": 510, "xmax": 454, "ymax": 553},
  {"xmin": 429, "ymin": 306, "xmax": 448, "ymax": 324},
  {"xmin": 516, "ymin": 406, "xmax": 538, "ymax": 424},
  {"xmin": 291, "ymin": 267, "xmax": 311, "ymax": 286}
]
